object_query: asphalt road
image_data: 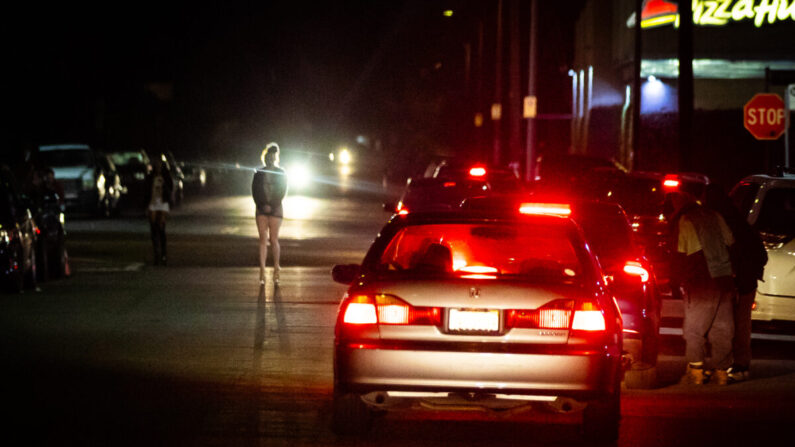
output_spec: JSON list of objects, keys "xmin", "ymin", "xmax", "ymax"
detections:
[{"xmin": 1, "ymin": 177, "xmax": 794, "ymax": 446}]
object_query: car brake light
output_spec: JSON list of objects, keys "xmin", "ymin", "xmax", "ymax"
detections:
[
  {"xmin": 663, "ymin": 175, "xmax": 680, "ymax": 189},
  {"xmin": 519, "ymin": 203, "xmax": 572, "ymax": 216},
  {"xmin": 623, "ymin": 261, "xmax": 650, "ymax": 282},
  {"xmin": 469, "ymin": 166, "xmax": 486, "ymax": 177},
  {"xmin": 343, "ymin": 294, "xmax": 440, "ymax": 326},
  {"xmin": 343, "ymin": 296, "xmax": 377, "ymax": 324},
  {"xmin": 396, "ymin": 201, "xmax": 409, "ymax": 215},
  {"xmin": 443, "ymin": 181, "xmax": 456, "ymax": 187},
  {"xmin": 571, "ymin": 301, "xmax": 606, "ymax": 331},
  {"xmin": 506, "ymin": 300, "xmax": 573, "ymax": 329}
]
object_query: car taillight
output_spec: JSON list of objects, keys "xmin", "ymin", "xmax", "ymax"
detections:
[
  {"xmin": 663, "ymin": 175, "xmax": 680, "ymax": 189},
  {"xmin": 623, "ymin": 261, "xmax": 650, "ymax": 282},
  {"xmin": 396, "ymin": 201, "xmax": 409, "ymax": 215},
  {"xmin": 518, "ymin": 202, "xmax": 572, "ymax": 216},
  {"xmin": 469, "ymin": 166, "xmax": 487, "ymax": 177},
  {"xmin": 343, "ymin": 296, "xmax": 377, "ymax": 324},
  {"xmin": 342, "ymin": 294, "xmax": 440, "ymax": 326},
  {"xmin": 571, "ymin": 301, "xmax": 606, "ymax": 331},
  {"xmin": 506, "ymin": 300, "xmax": 573, "ymax": 329}
]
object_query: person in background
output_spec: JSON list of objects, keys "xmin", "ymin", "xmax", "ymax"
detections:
[
  {"xmin": 704, "ymin": 184, "xmax": 767, "ymax": 383},
  {"xmin": 144, "ymin": 156, "xmax": 174, "ymax": 266},
  {"xmin": 252, "ymin": 143, "xmax": 287, "ymax": 285},
  {"xmin": 666, "ymin": 191, "xmax": 736, "ymax": 385}
]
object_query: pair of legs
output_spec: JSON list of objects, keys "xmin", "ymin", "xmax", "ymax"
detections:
[
  {"xmin": 256, "ymin": 214, "xmax": 282, "ymax": 282},
  {"xmin": 682, "ymin": 275, "xmax": 736, "ymax": 371},
  {"xmin": 148, "ymin": 210, "xmax": 168, "ymax": 265}
]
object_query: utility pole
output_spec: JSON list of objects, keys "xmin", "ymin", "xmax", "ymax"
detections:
[
  {"xmin": 632, "ymin": 0, "xmax": 642, "ymax": 171},
  {"xmin": 508, "ymin": 0, "xmax": 521, "ymax": 168},
  {"xmin": 525, "ymin": 0, "xmax": 538, "ymax": 181},
  {"xmin": 493, "ymin": 0, "xmax": 504, "ymax": 166},
  {"xmin": 678, "ymin": 0, "xmax": 694, "ymax": 172}
]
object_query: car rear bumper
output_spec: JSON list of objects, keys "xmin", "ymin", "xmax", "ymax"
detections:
[{"xmin": 336, "ymin": 343, "xmax": 620, "ymax": 399}]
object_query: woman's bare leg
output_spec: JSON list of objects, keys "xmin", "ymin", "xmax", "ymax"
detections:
[
  {"xmin": 267, "ymin": 216, "xmax": 282, "ymax": 281},
  {"xmin": 255, "ymin": 214, "xmax": 269, "ymax": 282}
]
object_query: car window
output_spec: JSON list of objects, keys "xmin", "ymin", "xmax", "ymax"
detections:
[
  {"xmin": 754, "ymin": 187, "xmax": 795, "ymax": 237},
  {"xmin": 729, "ymin": 181, "xmax": 761, "ymax": 216},
  {"xmin": 606, "ymin": 177, "xmax": 664, "ymax": 216},
  {"xmin": 40, "ymin": 150, "xmax": 93, "ymax": 168},
  {"xmin": 574, "ymin": 205, "xmax": 634, "ymax": 262},
  {"xmin": 374, "ymin": 223, "xmax": 583, "ymax": 283},
  {"xmin": 110, "ymin": 152, "xmax": 145, "ymax": 166}
]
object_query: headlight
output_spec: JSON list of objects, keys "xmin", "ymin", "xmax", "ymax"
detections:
[
  {"xmin": 288, "ymin": 164, "xmax": 312, "ymax": 189},
  {"xmin": 134, "ymin": 172, "xmax": 146, "ymax": 180},
  {"xmin": 0, "ymin": 229, "xmax": 8, "ymax": 245},
  {"xmin": 339, "ymin": 149, "xmax": 352, "ymax": 165}
]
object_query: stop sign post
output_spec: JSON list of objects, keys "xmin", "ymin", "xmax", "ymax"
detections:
[{"xmin": 744, "ymin": 93, "xmax": 787, "ymax": 140}]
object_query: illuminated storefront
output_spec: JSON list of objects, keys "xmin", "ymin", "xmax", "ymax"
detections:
[{"xmin": 571, "ymin": 0, "xmax": 795, "ymax": 185}]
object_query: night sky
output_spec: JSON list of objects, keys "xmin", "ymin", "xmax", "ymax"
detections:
[{"xmin": 3, "ymin": 1, "xmax": 580, "ymax": 173}]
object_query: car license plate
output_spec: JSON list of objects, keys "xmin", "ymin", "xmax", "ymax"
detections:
[{"xmin": 448, "ymin": 308, "xmax": 500, "ymax": 332}]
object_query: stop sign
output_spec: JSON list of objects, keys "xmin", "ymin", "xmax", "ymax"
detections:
[{"xmin": 744, "ymin": 93, "xmax": 786, "ymax": 140}]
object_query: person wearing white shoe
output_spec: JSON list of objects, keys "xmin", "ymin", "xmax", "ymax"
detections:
[{"xmin": 252, "ymin": 143, "xmax": 287, "ymax": 284}]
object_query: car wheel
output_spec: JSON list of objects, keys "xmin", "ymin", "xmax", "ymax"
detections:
[
  {"xmin": 331, "ymin": 392, "xmax": 372, "ymax": 436},
  {"xmin": 582, "ymin": 378, "xmax": 621, "ymax": 442}
]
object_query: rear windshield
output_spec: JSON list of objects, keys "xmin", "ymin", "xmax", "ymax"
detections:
[
  {"xmin": 575, "ymin": 206, "xmax": 634, "ymax": 261},
  {"xmin": 40, "ymin": 150, "xmax": 93, "ymax": 168},
  {"xmin": 109, "ymin": 152, "xmax": 147, "ymax": 166},
  {"xmin": 373, "ymin": 223, "xmax": 585, "ymax": 283},
  {"xmin": 755, "ymin": 187, "xmax": 795, "ymax": 237}
]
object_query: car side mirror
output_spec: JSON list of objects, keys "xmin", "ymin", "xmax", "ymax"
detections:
[
  {"xmin": 383, "ymin": 202, "xmax": 396, "ymax": 213},
  {"xmin": 332, "ymin": 264, "xmax": 360, "ymax": 284}
]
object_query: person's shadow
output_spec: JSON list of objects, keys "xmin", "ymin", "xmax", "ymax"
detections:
[{"xmin": 253, "ymin": 282, "xmax": 290, "ymax": 371}]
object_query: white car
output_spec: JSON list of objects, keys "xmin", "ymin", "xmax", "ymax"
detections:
[{"xmin": 730, "ymin": 170, "xmax": 795, "ymax": 322}]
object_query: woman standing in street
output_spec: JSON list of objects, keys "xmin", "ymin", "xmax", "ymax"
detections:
[
  {"xmin": 252, "ymin": 143, "xmax": 287, "ymax": 285},
  {"xmin": 145, "ymin": 156, "xmax": 174, "ymax": 266}
]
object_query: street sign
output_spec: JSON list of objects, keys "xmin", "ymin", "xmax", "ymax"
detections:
[{"xmin": 743, "ymin": 93, "xmax": 786, "ymax": 140}]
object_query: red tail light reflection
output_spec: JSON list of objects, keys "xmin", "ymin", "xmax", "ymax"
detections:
[{"xmin": 623, "ymin": 261, "xmax": 650, "ymax": 282}]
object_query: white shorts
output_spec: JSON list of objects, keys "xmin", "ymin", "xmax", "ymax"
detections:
[{"xmin": 148, "ymin": 200, "xmax": 170, "ymax": 213}]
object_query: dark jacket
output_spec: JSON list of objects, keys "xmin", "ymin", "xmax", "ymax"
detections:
[
  {"xmin": 704, "ymin": 186, "xmax": 767, "ymax": 294},
  {"xmin": 252, "ymin": 166, "xmax": 287, "ymax": 217},
  {"xmin": 144, "ymin": 170, "xmax": 174, "ymax": 207}
]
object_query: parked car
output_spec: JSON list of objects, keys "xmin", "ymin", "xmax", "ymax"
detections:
[
  {"xmin": 730, "ymin": 169, "xmax": 795, "ymax": 322},
  {"xmin": 463, "ymin": 194, "xmax": 661, "ymax": 388},
  {"xmin": 37, "ymin": 144, "xmax": 123, "ymax": 216},
  {"xmin": 331, "ymin": 206, "xmax": 623, "ymax": 441},
  {"xmin": 21, "ymin": 171, "xmax": 68, "ymax": 282},
  {"xmin": 0, "ymin": 166, "xmax": 38, "ymax": 292},
  {"xmin": 108, "ymin": 148, "xmax": 152, "ymax": 208},
  {"xmin": 581, "ymin": 170, "xmax": 711, "ymax": 296}
]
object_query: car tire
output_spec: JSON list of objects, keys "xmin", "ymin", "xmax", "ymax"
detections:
[
  {"xmin": 624, "ymin": 364, "xmax": 657, "ymax": 390},
  {"xmin": 582, "ymin": 379, "xmax": 621, "ymax": 443},
  {"xmin": 331, "ymin": 392, "xmax": 372, "ymax": 436}
]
